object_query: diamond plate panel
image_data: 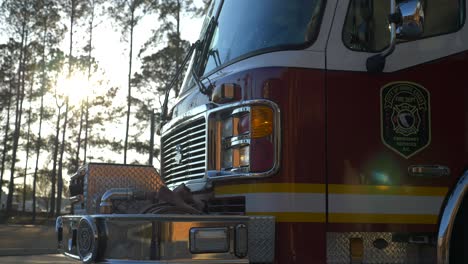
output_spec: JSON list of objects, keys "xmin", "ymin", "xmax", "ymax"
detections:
[
  {"xmin": 327, "ymin": 232, "xmax": 409, "ymax": 264},
  {"xmin": 248, "ymin": 216, "xmax": 275, "ymax": 263},
  {"xmin": 84, "ymin": 163, "xmax": 165, "ymax": 213}
]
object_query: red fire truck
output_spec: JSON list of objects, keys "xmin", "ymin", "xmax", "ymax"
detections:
[{"xmin": 57, "ymin": 0, "xmax": 468, "ymax": 263}]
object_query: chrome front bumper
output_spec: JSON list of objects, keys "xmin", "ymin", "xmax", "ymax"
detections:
[{"xmin": 56, "ymin": 214, "xmax": 275, "ymax": 263}]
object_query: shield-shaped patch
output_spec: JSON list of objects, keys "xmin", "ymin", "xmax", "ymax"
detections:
[{"xmin": 381, "ymin": 82, "xmax": 431, "ymax": 159}]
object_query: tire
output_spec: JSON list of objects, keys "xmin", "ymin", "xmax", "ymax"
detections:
[{"xmin": 449, "ymin": 194, "xmax": 468, "ymax": 263}]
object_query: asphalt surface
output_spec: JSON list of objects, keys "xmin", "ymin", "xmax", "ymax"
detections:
[
  {"xmin": 0, "ymin": 254, "xmax": 77, "ymax": 264},
  {"xmin": 0, "ymin": 224, "xmax": 57, "ymax": 256},
  {"xmin": 0, "ymin": 224, "xmax": 71, "ymax": 263}
]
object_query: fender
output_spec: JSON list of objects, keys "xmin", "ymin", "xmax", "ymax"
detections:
[{"xmin": 438, "ymin": 170, "xmax": 468, "ymax": 263}]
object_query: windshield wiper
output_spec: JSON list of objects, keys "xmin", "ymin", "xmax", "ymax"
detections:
[
  {"xmin": 159, "ymin": 41, "xmax": 199, "ymax": 127},
  {"xmin": 191, "ymin": 16, "xmax": 219, "ymax": 96}
]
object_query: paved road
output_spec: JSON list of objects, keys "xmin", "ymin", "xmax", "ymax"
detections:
[
  {"xmin": 0, "ymin": 225, "xmax": 78, "ymax": 263},
  {"xmin": 0, "ymin": 224, "xmax": 57, "ymax": 256},
  {"xmin": 0, "ymin": 254, "xmax": 77, "ymax": 264}
]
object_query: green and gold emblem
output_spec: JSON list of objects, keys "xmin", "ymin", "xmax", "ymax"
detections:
[{"xmin": 381, "ymin": 82, "xmax": 431, "ymax": 159}]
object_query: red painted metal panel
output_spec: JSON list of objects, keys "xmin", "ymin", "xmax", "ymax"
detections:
[{"xmin": 326, "ymin": 51, "xmax": 468, "ymax": 232}]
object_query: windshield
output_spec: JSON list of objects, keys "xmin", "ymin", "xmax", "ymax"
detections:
[
  {"xmin": 202, "ymin": 0, "xmax": 324, "ymax": 75},
  {"xmin": 180, "ymin": 0, "xmax": 324, "ymax": 94}
]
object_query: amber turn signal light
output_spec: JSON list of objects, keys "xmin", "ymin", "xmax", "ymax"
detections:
[{"xmin": 251, "ymin": 106, "xmax": 273, "ymax": 138}]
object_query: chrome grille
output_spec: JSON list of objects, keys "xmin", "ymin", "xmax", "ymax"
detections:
[{"xmin": 161, "ymin": 118, "xmax": 206, "ymax": 185}]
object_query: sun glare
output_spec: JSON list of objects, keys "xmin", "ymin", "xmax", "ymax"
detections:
[{"xmin": 56, "ymin": 72, "xmax": 92, "ymax": 106}]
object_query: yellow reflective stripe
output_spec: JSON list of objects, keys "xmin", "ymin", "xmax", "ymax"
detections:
[
  {"xmin": 247, "ymin": 212, "xmax": 326, "ymax": 223},
  {"xmin": 246, "ymin": 212, "xmax": 437, "ymax": 224},
  {"xmin": 329, "ymin": 213, "xmax": 438, "ymax": 225},
  {"xmin": 215, "ymin": 183, "xmax": 446, "ymax": 224},
  {"xmin": 216, "ymin": 183, "xmax": 447, "ymax": 196},
  {"xmin": 328, "ymin": 184, "xmax": 448, "ymax": 196},
  {"xmin": 215, "ymin": 183, "xmax": 326, "ymax": 195}
]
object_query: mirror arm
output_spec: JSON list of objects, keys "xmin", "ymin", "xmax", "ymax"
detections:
[{"xmin": 366, "ymin": 0, "xmax": 397, "ymax": 73}]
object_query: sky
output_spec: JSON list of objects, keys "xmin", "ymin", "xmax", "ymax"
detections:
[
  {"xmin": 81, "ymin": 8, "xmax": 204, "ymax": 165},
  {"xmin": 1, "ymin": 2, "xmax": 205, "ymax": 195}
]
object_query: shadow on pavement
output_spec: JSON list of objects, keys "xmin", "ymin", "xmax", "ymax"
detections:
[
  {"xmin": 0, "ymin": 254, "xmax": 77, "ymax": 264},
  {"xmin": 0, "ymin": 224, "xmax": 57, "ymax": 256}
]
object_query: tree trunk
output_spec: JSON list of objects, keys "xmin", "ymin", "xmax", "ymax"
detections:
[
  {"xmin": 149, "ymin": 110, "xmax": 155, "ymax": 165},
  {"xmin": 56, "ymin": 100, "xmax": 68, "ymax": 216},
  {"xmin": 83, "ymin": 0, "xmax": 95, "ymax": 165},
  {"xmin": 32, "ymin": 14, "xmax": 48, "ymax": 223},
  {"xmin": 0, "ymin": 79, "xmax": 13, "ymax": 206},
  {"xmin": 22, "ymin": 71, "xmax": 34, "ymax": 212},
  {"xmin": 75, "ymin": 106, "xmax": 84, "ymax": 170},
  {"xmin": 50, "ymin": 103, "xmax": 61, "ymax": 216},
  {"xmin": 55, "ymin": 0, "xmax": 76, "ymax": 216},
  {"xmin": 68, "ymin": 0, "xmax": 75, "ymax": 75},
  {"xmin": 32, "ymin": 84, "xmax": 45, "ymax": 223},
  {"xmin": 6, "ymin": 22, "xmax": 27, "ymax": 213},
  {"xmin": 123, "ymin": 9, "xmax": 135, "ymax": 164},
  {"xmin": 84, "ymin": 99, "xmax": 90, "ymax": 164}
]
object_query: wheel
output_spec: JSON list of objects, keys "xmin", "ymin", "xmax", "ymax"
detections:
[{"xmin": 449, "ymin": 194, "xmax": 468, "ymax": 263}]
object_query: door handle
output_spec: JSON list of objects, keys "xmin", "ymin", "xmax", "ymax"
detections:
[{"xmin": 408, "ymin": 165, "xmax": 450, "ymax": 178}]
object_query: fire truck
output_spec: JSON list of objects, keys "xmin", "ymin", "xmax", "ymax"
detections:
[{"xmin": 57, "ymin": 0, "xmax": 468, "ymax": 263}]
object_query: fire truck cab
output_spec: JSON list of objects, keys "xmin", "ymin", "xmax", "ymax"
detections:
[{"xmin": 58, "ymin": 0, "xmax": 468, "ymax": 263}]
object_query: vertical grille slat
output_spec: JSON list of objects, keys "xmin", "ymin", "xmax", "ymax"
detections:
[{"xmin": 161, "ymin": 118, "xmax": 206, "ymax": 185}]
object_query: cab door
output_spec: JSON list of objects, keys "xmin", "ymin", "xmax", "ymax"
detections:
[{"xmin": 325, "ymin": 0, "xmax": 468, "ymax": 262}]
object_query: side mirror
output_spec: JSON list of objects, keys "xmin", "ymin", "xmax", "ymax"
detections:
[
  {"xmin": 366, "ymin": 0, "xmax": 424, "ymax": 73},
  {"xmin": 396, "ymin": 0, "xmax": 425, "ymax": 40},
  {"xmin": 366, "ymin": 0, "xmax": 397, "ymax": 73}
]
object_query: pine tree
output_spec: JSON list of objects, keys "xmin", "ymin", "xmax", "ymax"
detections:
[
  {"xmin": 133, "ymin": 0, "xmax": 205, "ymax": 165},
  {"xmin": 2, "ymin": 0, "xmax": 35, "ymax": 214},
  {"xmin": 0, "ymin": 42, "xmax": 17, "ymax": 205},
  {"xmin": 31, "ymin": 0, "xmax": 65, "ymax": 222},
  {"xmin": 108, "ymin": 0, "xmax": 155, "ymax": 164},
  {"xmin": 54, "ymin": 0, "xmax": 89, "ymax": 216}
]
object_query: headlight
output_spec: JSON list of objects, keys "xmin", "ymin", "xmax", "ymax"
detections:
[
  {"xmin": 210, "ymin": 103, "xmax": 277, "ymax": 175},
  {"xmin": 222, "ymin": 148, "xmax": 233, "ymax": 169},
  {"xmin": 222, "ymin": 117, "xmax": 233, "ymax": 138}
]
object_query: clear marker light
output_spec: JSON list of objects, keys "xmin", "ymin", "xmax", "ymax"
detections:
[{"xmin": 239, "ymin": 146, "xmax": 250, "ymax": 167}]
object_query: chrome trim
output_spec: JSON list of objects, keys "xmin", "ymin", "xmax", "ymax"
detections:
[
  {"xmin": 69, "ymin": 214, "xmax": 249, "ymax": 221},
  {"xmin": 206, "ymin": 100, "xmax": 281, "ymax": 183},
  {"xmin": 235, "ymin": 224, "xmax": 248, "ymax": 258},
  {"xmin": 223, "ymin": 137, "xmax": 250, "ymax": 148},
  {"xmin": 58, "ymin": 214, "xmax": 275, "ymax": 263},
  {"xmin": 161, "ymin": 117, "xmax": 207, "ymax": 187},
  {"xmin": 99, "ymin": 188, "xmax": 135, "ymax": 214},
  {"xmin": 162, "ymin": 104, "xmax": 213, "ymax": 135},
  {"xmin": 69, "ymin": 195, "xmax": 84, "ymax": 204},
  {"xmin": 437, "ymin": 170, "xmax": 468, "ymax": 264},
  {"xmin": 231, "ymin": 107, "xmax": 250, "ymax": 116},
  {"xmin": 101, "ymin": 260, "xmax": 249, "ymax": 264},
  {"xmin": 64, "ymin": 252, "xmax": 81, "ymax": 260},
  {"xmin": 189, "ymin": 227, "xmax": 230, "ymax": 253},
  {"xmin": 77, "ymin": 216, "xmax": 100, "ymax": 264},
  {"xmin": 383, "ymin": 0, "xmax": 397, "ymax": 58},
  {"xmin": 408, "ymin": 165, "xmax": 450, "ymax": 178},
  {"xmin": 160, "ymin": 99, "xmax": 281, "ymax": 191},
  {"xmin": 56, "ymin": 216, "xmax": 64, "ymax": 249}
]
